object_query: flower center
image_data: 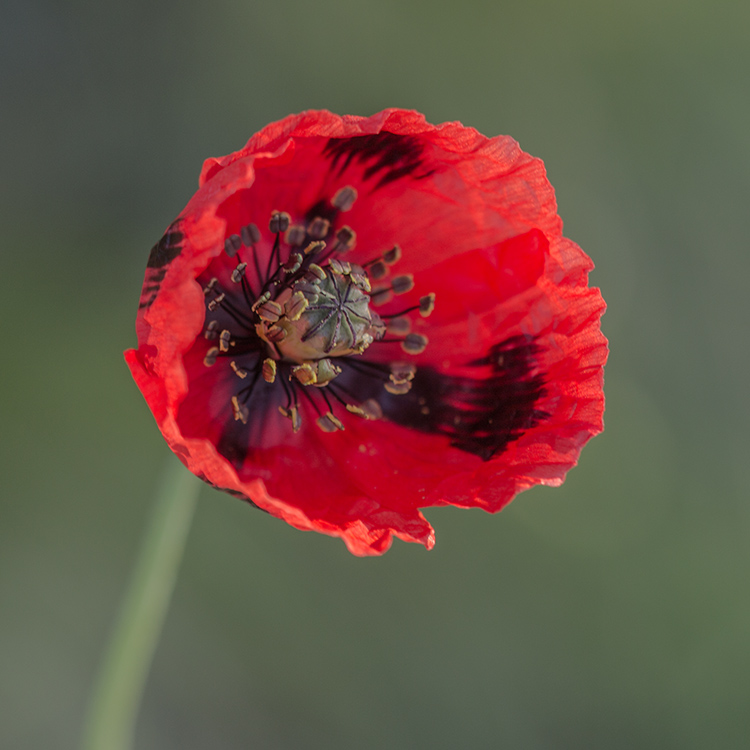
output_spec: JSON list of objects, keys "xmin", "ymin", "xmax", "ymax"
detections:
[
  {"xmin": 199, "ymin": 187, "xmax": 434, "ymax": 433},
  {"xmin": 255, "ymin": 260, "xmax": 385, "ymax": 387}
]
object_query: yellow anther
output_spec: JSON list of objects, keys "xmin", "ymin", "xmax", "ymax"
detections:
[
  {"xmin": 262, "ymin": 358, "xmax": 277, "ymax": 383},
  {"xmin": 231, "ymin": 396, "xmax": 248, "ymax": 424},
  {"xmin": 203, "ymin": 347, "xmax": 219, "ymax": 367}
]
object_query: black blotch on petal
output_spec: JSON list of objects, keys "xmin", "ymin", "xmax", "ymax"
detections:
[
  {"xmin": 304, "ymin": 199, "xmax": 339, "ymax": 228},
  {"xmin": 343, "ymin": 336, "xmax": 548, "ymax": 461},
  {"xmin": 324, "ymin": 133, "xmax": 434, "ymax": 190},
  {"xmin": 146, "ymin": 222, "xmax": 183, "ymax": 268},
  {"xmin": 140, "ymin": 223, "xmax": 183, "ymax": 309},
  {"xmin": 216, "ymin": 419, "xmax": 250, "ymax": 470}
]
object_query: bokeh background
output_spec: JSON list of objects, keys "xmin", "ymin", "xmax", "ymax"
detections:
[{"xmin": 3, "ymin": 0, "xmax": 749, "ymax": 747}]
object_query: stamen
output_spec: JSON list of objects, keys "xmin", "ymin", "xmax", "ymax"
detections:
[
  {"xmin": 282, "ymin": 253, "xmax": 303, "ymax": 274},
  {"xmin": 251, "ymin": 291, "xmax": 271, "ymax": 312},
  {"xmin": 370, "ymin": 286, "xmax": 393, "ymax": 305},
  {"xmin": 241, "ymin": 223, "xmax": 261, "ymax": 246},
  {"xmin": 303, "ymin": 240, "xmax": 326, "ymax": 256},
  {"xmin": 419, "ymin": 293, "xmax": 436, "ymax": 317},
  {"xmin": 331, "ymin": 185, "xmax": 357, "ymax": 211},
  {"xmin": 204, "ymin": 320, "xmax": 219, "ymax": 340},
  {"xmin": 295, "ymin": 381, "xmax": 323, "ymax": 416},
  {"xmin": 207, "ymin": 292, "xmax": 225, "ymax": 312},
  {"xmin": 334, "ymin": 226, "xmax": 356, "ymax": 252},
  {"xmin": 329, "ymin": 258, "xmax": 351, "ymax": 276},
  {"xmin": 387, "ymin": 317, "xmax": 411, "ymax": 335},
  {"xmin": 224, "ymin": 234, "xmax": 242, "ymax": 257},
  {"xmin": 391, "ymin": 274, "xmax": 415, "ymax": 295},
  {"xmin": 381, "ymin": 292, "xmax": 435, "ymax": 320},
  {"xmin": 231, "ymin": 262, "xmax": 247, "ymax": 283},
  {"xmin": 285, "ymin": 225, "xmax": 306, "ymax": 247},
  {"xmin": 278, "ymin": 405, "xmax": 302, "ymax": 433},
  {"xmin": 231, "ymin": 395, "xmax": 249, "ymax": 424},
  {"xmin": 368, "ymin": 260, "xmax": 388, "ymax": 281},
  {"xmin": 319, "ymin": 384, "xmax": 336, "ymax": 415},
  {"xmin": 269, "ymin": 211, "xmax": 290, "ymax": 234},
  {"xmin": 219, "ymin": 329, "xmax": 232, "ymax": 352},
  {"xmin": 316, "ymin": 412, "xmax": 344, "ymax": 432},
  {"xmin": 349, "ymin": 269, "xmax": 371, "ymax": 292},
  {"xmin": 291, "ymin": 363, "xmax": 317, "ymax": 386},
  {"xmin": 343, "ymin": 397, "xmax": 383, "ymax": 421},
  {"xmin": 285, "ymin": 291, "xmax": 309, "ymax": 321},
  {"xmin": 256, "ymin": 299, "xmax": 283, "ymax": 323},
  {"xmin": 264, "ymin": 325, "xmax": 288, "ymax": 343},
  {"xmin": 384, "ymin": 380, "xmax": 412, "ymax": 395},
  {"xmin": 262, "ymin": 358, "xmax": 277, "ymax": 383},
  {"xmin": 308, "ymin": 217, "xmax": 330, "ymax": 239},
  {"xmin": 203, "ymin": 278, "xmax": 218, "ymax": 296},
  {"xmin": 401, "ymin": 333, "xmax": 428, "ymax": 355},
  {"xmin": 203, "ymin": 347, "xmax": 219, "ymax": 367},
  {"xmin": 307, "ymin": 263, "xmax": 326, "ymax": 280},
  {"xmin": 360, "ymin": 398, "xmax": 383, "ymax": 420},
  {"xmin": 383, "ymin": 245, "xmax": 402, "ymax": 265},
  {"xmin": 390, "ymin": 362, "xmax": 417, "ymax": 383},
  {"xmin": 230, "ymin": 361, "xmax": 248, "ymax": 379}
]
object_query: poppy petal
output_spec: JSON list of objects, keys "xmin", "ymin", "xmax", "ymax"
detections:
[{"xmin": 125, "ymin": 109, "xmax": 607, "ymax": 555}]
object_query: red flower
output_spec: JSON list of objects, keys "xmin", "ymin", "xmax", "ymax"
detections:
[{"xmin": 125, "ymin": 109, "xmax": 607, "ymax": 556}]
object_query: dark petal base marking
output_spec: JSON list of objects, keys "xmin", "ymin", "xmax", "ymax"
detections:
[
  {"xmin": 324, "ymin": 133, "xmax": 434, "ymax": 189},
  {"xmin": 140, "ymin": 222, "xmax": 184, "ymax": 310},
  {"xmin": 340, "ymin": 336, "xmax": 548, "ymax": 461},
  {"xmin": 146, "ymin": 221, "xmax": 183, "ymax": 268}
]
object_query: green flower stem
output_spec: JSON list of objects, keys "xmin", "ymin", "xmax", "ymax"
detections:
[{"xmin": 81, "ymin": 458, "xmax": 200, "ymax": 750}]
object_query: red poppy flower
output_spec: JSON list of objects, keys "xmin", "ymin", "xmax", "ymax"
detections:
[{"xmin": 125, "ymin": 109, "xmax": 607, "ymax": 556}]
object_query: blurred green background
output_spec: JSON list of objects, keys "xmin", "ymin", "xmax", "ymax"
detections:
[{"xmin": 2, "ymin": 0, "xmax": 748, "ymax": 747}]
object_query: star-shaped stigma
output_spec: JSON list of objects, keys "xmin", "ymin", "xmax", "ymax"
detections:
[{"xmin": 298, "ymin": 261, "xmax": 382, "ymax": 357}]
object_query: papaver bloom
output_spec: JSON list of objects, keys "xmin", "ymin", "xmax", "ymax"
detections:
[{"xmin": 125, "ymin": 109, "xmax": 607, "ymax": 556}]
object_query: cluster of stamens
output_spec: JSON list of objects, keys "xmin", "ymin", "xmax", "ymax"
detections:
[{"xmin": 200, "ymin": 186, "xmax": 435, "ymax": 434}]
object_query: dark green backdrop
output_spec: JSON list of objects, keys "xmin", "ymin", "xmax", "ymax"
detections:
[{"xmin": 2, "ymin": 1, "xmax": 748, "ymax": 747}]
